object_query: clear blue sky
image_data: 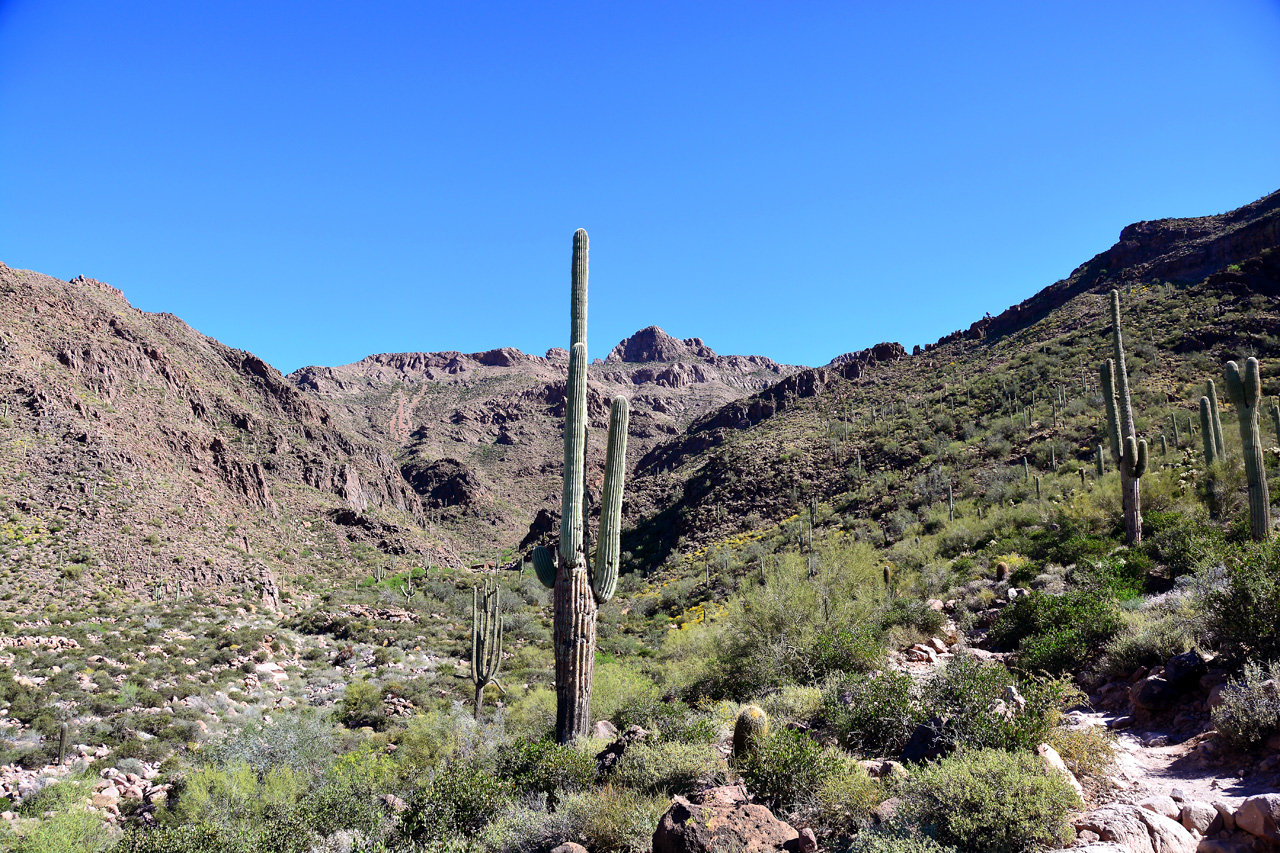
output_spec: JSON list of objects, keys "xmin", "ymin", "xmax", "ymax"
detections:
[{"xmin": 2, "ymin": 2, "xmax": 1278, "ymax": 372}]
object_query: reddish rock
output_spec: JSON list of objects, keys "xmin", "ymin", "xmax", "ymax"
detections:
[
  {"xmin": 1235, "ymin": 794, "xmax": 1280, "ymax": 843},
  {"xmin": 653, "ymin": 789, "xmax": 801, "ymax": 853}
]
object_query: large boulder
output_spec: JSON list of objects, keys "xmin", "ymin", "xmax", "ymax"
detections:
[
  {"xmin": 1235, "ymin": 793, "xmax": 1280, "ymax": 844},
  {"xmin": 1163, "ymin": 649, "xmax": 1211, "ymax": 690},
  {"xmin": 1130, "ymin": 676, "xmax": 1180, "ymax": 712},
  {"xmin": 653, "ymin": 787, "xmax": 801, "ymax": 853},
  {"xmin": 899, "ymin": 718, "xmax": 946, "ymax": 763},
  {"xmin": 595, "ymin": 725, "xmax": 648, "ymax": 776},
  {"xmin": 1072, "ymin": 803, "xmax": 1197, "ymax": 853},
  {"xmin": 1178, "ymin": 801, "xmax": 1218, "ymax": 835}
]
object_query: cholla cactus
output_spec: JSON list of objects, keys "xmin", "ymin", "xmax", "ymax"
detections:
[
  {"xmin": 732, "ymin": 705, "xmax": 769, "ymax": 761},
  {"xmin": 530, "ymin": 230, "xmax": 631, "ymax": 743},
  {"xmin": 1224, "ymin": 358, "xmax": 1271, "ymax": 541}
]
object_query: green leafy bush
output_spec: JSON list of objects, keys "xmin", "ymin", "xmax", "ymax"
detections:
[
  {"xmin": 400, "ymin": 758, "xmax": 511, "ymax": 840},
  {"xmin": 988, "ymin": 590, "xmax": 1121, "ymax": 674},
  {"xmin": 737, "ymin": 727, "xmax": 873, "ymax": 824},
  {"xmin": 1198, "ymin": 544, "xmax": 1280, "ymax": 662},
  {"xmin": 845, "ymin": 826, "xmax": 959, "ymax": 853},
  {"xmin": 897, "ymin": 748, "xmax": 1079, "ymax": 853},
  {"xmin": 823, "ymin": 670, "xmax": 924, "ymax": 757},
  {"xmin": 1211, "ymin": 660, "xmax": 1280, "ymax": 750},
  {"xmin": 810, "ymin": 625, "xmax": 885, "ymax": 680},
  {"xmin": 339, "ymin": 681, "xmax": 387, "ymax": 731},
  {"xmin": 496, "ymin": 738, "xmax": 596, "ymax": 804},
  {"xmin": 922, "ymin": 658, "xmax": 1077, "ymax": 754},
  {"xmin": 611, "ymin": 739, "xmax": 722, "ymax": 796},
  {"xmin": 879, "ymin": 599, "xmax": 946, "ymax": 636}
]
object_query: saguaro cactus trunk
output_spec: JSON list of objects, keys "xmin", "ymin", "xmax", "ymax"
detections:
[
  {"xmin": 1224, "ymin": 358, "xmax": 1271, "ymax": 541},
  {"xmin": 1102, "ymin": 290, "xmax": 1147, "ymax": 544},
  {"xmin": 534, "ymin": 229, "xmax": 630, "ymax": 744}
]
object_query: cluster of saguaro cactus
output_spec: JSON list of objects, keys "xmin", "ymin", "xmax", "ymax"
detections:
[
  {"xmin": 530, "ymin": 229, "xmax": 630, "ymax": 743},
  {"xmin": 1099, "ymin": 290, "xmax": 1148, "ymax": 544},
  {"xmin": 732, "ymin": 705, "xmax": 769, "ymax": 761},
  {"xmin": 1200, "ymin": 380, "xmax": 1227, "ymax": 465},
  {"xmin": 470, "ymin": 579, "xmax": 503, "ymax": 719},
  {"xmin": 1224, "ymin": 358, "xmax": 1271, "ymax": 542}
]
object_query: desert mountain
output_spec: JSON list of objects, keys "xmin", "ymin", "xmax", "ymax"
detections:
[{"xmin": 287, "ymin": 325, "xmax": 799, "ymax": 554}]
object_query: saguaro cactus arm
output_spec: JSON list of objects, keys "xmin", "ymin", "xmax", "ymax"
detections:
[
  {"xmin": 592, "ymin": 395, "xmax": 629, "ymax": 603},
  {"xmin": 1100, "ymin": 360, "xmax": 1121, "ymax": 463},
  {"xmin": 1200, "ymin": 396, "xmax": 1218, "ymax": 465}
]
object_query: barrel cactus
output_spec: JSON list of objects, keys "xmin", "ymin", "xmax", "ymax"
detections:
[{"xmin": 732, "ymin": 704, "xmax": 769, "ymax": 761}]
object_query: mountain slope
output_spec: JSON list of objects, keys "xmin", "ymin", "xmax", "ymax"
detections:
[
  {"xmin": 617, "ymin": 189, "xmax": 1280, "ymax": 567},
  {"xmin": 0, "ymin": 266, "xmax": 456, "ymax": 607}
]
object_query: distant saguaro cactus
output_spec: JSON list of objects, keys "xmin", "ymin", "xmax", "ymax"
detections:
[
  {"xmin": 1200, "ymin": 397, "xmax": 1218, "ymax": 465},
  {"xmin": 470, "ymin": 579, "xmax": 503, "ymax": 719},
  {"xmin": 530, "ymin": 229, "xmax": 631, "ymax": 743},
  {"xmin": 1271, "ymin": 396, "xmax": 1280, "ymax": 446},
  {"xmin": 1096, "ymin": 444, "xmax": 1105, "ymax": 477},
  {"xmin": 1224, "ymin": 358, "xmax": 1271, "ymax": 542},
  {"xmin": 1100, "ymin": 290, "xmax": 1147, "ymax": 544},
  {"xmin": 57, "ymin": 722, "xmax": 68, "ymax": 766},
  {"xmin": 732, "ymin": 705, "xmax": 769, "ymax": 761}
]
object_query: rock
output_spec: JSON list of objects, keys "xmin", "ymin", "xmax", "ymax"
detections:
[
  {"xmin": 1131, "ymin": 676, "xmax": 1180, "ymax": 712},
  {"xmin": 551, "ymin": 845, "xmax": 590, "ymax": 853},
  {"xmin": 1003, "ymin": 685, "xmax": 1027, "ymax": 714},
  {"xmin": 1108, "ymin": 715, "xmax": 1136, "ymax": 730},
  {"xmin": 1180, "ymin": 801, "xmax": 1218, "ymax": 835},
  {"xmin": 1212, "ymin": 802, "xmax": 1235, "ymax": 832},
  {"xmin": 872, "ymin": 797, "xmax": 900, "ymax": 825},
  {"xmin": 1165, "ymin": 650, "xmax": 1212, "ymax": 690},
  {"xmin": 899, "ymin": 719, "xmax": 946, "ymax": 763},
  {"xmin": 858, "ymin": 759, "xmax": 908, "ymax": 781},
  {"xmin": 1063, "ymin": 846, "xmax": 1129, "ymax": 853},
  {"xmin": 796, "ymin": 828, "xmax": 817, "ymax": 853},
  {"xmin": 1265, "ymin": 732, "xmax": 1280, "ymax": 752},
  {"xmin": 1194, "ymin": 835, "xmax": 1261, "ymax": 853},
  {"xmin": 593, "ymin": 720, "xmax": 619, "ymax": 740},
  {"xmin": 596, "ymin": 725, "xmax": 648, "ymax": 775},
  {"xmin": 1073, "ymin": 803, "xmax": 1198, "ymax": 853},
  {"xmin": 1235, "ymin": 794, "xmax": 1280, "ymax": 843},
  {"xmin": 1140, "ymin": 795, "xmax": 1182, "ymax": 820},
  {"xmin": 652, "ymin": 791, "xmax": 801, "ymax": 853},
  {"xmin": 380, "ymin": 794, "xmax": 407, "ymax": 813},
  {"xmin": 1037, "ymin": 743, "xmax": 1084, "ymax": 799}
]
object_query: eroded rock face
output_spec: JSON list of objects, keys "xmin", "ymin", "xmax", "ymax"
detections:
[
  {"xmin": 652, "ymin": 787, "xmax": 800, "ymax": 853},
  {"xmin": 1072, "ymin": 803, "xmax": 1197, "ymax": 853},
  {"xmin": 607, "ymin": 327, "xmax": 716, "ymax": 363}
]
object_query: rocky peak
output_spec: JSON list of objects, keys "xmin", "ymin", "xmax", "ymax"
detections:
[{"xmin": 606, "ymin": 327, "xmax": 716, "ymax": 363}]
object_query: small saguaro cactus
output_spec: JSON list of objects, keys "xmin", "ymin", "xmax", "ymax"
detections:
[
  {"xmin": 1100, "ymin": 290, "xmax": 1148, "ymax": 544},
  {"xmin": 1224, "ymin": 358, "xmax": 1271, "ymax": 542},
  {"xmin": 400, "ymin": 576, "xmax": 417, "ymax": 606},
  {"xmin": 1035, "ymin": 476, "xmax": 1042, "ymax": 503},
  {"xmin": 1096, "ymin": 445, "xmax": 1105, "ymax": 477},
  {"xmin": 530, "ymin": 229, "xmax": 631, "ymax": 744},
  {"xmin": 1206, "ymin": 379, "xmax": 1227, "ymax": 459},
  {"xmin": 470, "ymin": 578, "xmax": 504, "ymax": 719},
  {"xmin": 1271, "ymin": 396, "xmax": 1280, "ymax": 446},
  {"xmin": 732, "ymin": 704, "xmax": 769, "ymax": 761},
  {"xmin": 1023, "ymin": 457, "xmax": 1030, "ymax": 483},
  {"xmin": 1079, "ymin": 468, "xmax": 1086, "ymax": 490},
  {"xmin": 948, "ymin": 483, "xmax": 955, "ymax": 522},
  {"xmin": 1160, "ymin": 434, "xmax": 1167, "ymax": 455},
  {"xmin": 1172, "ymin": 414, "xmax": 1181, "ymax": 447},
  {"xmin": 883, "ymin": 564, "xmax": 893, "ymax": 597},
  {"xmin": 1200, "ymin": 397, "xmax": 1218, "ymax": 465},
  {"xmin": 57, "ymin": 721, "xmax": 69, "ymax": 766}
]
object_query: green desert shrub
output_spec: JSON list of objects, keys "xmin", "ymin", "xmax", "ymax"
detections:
[
  {"xmin": 496, "ymin": 738, "xmax": 596, "ymax": 804},
  {"xmin": 823, "ymin": 669, "xmax": 924, "ymax": 757},
  {"xmin": 844, "ymin": 826, "xmax": 959, "ymax": 853},
  {"xmin": 338, "ymin": 681, "xmax": 386, "ymax": 731},
  {"xmin": 810, "ymin": 624, "xmax": 885, "ymax": 680},
  {"xmin": 1210, "ymin": 660, "xmax": 1280, "ymax": 750},
  {"xmin": 897, "ymin": 748, "xmax": 1079, "ymax": 853},
  {"xmin": 922, "ymin": 657, "xmax": 1077, "ymax": 754},
  {"xmin": 737, "ymin": 727, "xmax": 875, "ymax": 826},
  {"xmin": 479, "ymin": 785, "xmax": 666, "ymax": 853},
  {"xmin": 988, "ymin": 589, "xmax": 1122, "ymax": 674},
  {"xmin": 611, "ymin": 739, "xmax": 722, "ymax": 796},
  {"xmin": 8, "ymin": 775, "xmax": 114, "ymax": 853},
  {"xmin": 1197, "ymin": 544, "xmax": 1280, "ymax": 662},
  {"xmin": 399, "ymin": 758, "xmax": 512, "ymax": 841},
  {"xmin": 1100, "ymin": 607, "xmax": 1193, "ymax": 678},
  {"xmin": 879, "ymin": 598, "xmax": 946, "ymax": 636}
]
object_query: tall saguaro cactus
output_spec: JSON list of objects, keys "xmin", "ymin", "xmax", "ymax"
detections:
[
  {"xmin": 1206, "ymin": 379, "xmax": 1226, "ymax": 460},
  {"xmin": 470, "ymin": 579, "xmax": 503, "ymax": 719},
  {"xmin": 1224, "ymin": 358, "xmax": 1271, "ymax": 541},
  {"xmin": 531, "ymin": 229, "xmax": 630, "ymax": 743},
  {"xmin": 1101, "ymin": 290, "xmax": 1148, "ymax": 544},
  {"xmin": 1200, "ymin": 397, "xmax": 1218, "ymax": 465}
]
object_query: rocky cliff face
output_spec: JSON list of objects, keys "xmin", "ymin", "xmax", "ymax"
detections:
[
  {"xmin": 286, "ymin": 327, "xmax": 800, "ymax": 552},
  {"xmin": 0, "ymin": 265, "xmax": 456, "ymax": 605}
]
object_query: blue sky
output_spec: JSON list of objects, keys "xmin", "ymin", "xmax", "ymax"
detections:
[{"xmin": 2, "ymin": 1, "xmax": 1278, "ymax": 372}]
